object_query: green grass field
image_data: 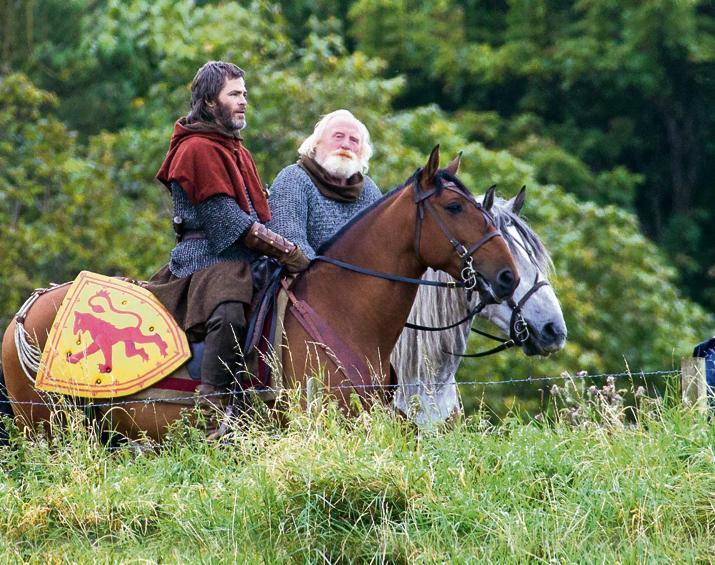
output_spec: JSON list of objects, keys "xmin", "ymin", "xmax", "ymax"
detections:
[{"xmin": 0, "ymin": 390, "xmax": 713, "ymax": 563}]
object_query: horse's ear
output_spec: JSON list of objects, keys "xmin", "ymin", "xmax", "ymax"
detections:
[
  {"xmin": 511, "ymin": 185, "xmax": 526, "ymax": 216},
  {"xmin": 420, "ymin": 145, "xmax": 441, "ymax": 188},
  {"xmin": 483, "ymin": 184, "xmax": 496, "ymax": 212},
  {"xmin": 444, "ymin": 151, "xmax": 463, "ymax": 177}
]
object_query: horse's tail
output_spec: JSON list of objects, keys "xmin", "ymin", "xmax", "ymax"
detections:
[
  {"xmin": 89, "ymin": 290, "xmax": 142, "ymax": 327},
  {"xmin": 0, "ymin": 364, "xmax": 13, "ymax": 446}
]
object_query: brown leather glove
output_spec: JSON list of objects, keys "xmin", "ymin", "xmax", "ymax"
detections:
[{"xmin": 243, "ymin": 222, "xmax": 311, "ymax": 273}]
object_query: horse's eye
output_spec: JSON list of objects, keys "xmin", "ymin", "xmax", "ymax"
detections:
[{"xmin": 444, "ymin": 202, "xmax": 463, "ymax": 214}]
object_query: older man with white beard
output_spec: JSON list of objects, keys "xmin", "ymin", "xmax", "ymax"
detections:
[{"xmin": 267, "ymin": 109, "xmax": 382, "ymax": 260}]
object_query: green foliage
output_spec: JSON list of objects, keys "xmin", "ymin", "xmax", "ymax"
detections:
[
  {"xmin": 510, "ymin": 135, "xmax": 643, "ymax": 208},
  {"xmin": 347, "ymin": 0, "xmax": 715, "ymax": 311},
  {"xmin": 0, "ymin": 73, "xmax": 168, "ymax": 328}
]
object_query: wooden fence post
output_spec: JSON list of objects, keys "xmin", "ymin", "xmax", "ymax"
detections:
[{"xmin": 681, "ymin": 357, "xmax": 708, "ymax": 413}]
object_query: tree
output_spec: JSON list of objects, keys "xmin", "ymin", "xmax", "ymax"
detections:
[
  {"xmin": 348, "ymin": 0, "xmax": 715, "ymax": 310},
  {"xmin": 0, "ymin": 73, "xmax": 168, "ymax": 328}
]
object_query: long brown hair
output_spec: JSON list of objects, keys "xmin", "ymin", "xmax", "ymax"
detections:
[{"xmin": 186, "ymin": 61, "xmax": 245, "ymax": 124}]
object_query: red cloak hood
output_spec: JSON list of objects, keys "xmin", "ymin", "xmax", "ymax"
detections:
[{"xmin": 156, "ymin": 119, "xmax": 271, "ymax": 222}]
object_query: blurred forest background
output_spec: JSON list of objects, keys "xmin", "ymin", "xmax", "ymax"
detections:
[{"xmin": 1, "ymin": 0, "xmax": 714, "ymax": 413}]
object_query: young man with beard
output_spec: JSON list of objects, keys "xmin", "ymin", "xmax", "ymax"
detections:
[
  {"xmin": 150, "ymin": 61, "xmax": 309, "ymax": 420},
  {"xmin": 267, "ymin": 109, "xmax": 382, "ymax": 260}
]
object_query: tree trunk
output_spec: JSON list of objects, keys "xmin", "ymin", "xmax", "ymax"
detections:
[{"xmin": 660, "ymin": 98, "xmax": 701, "ymax": 217}]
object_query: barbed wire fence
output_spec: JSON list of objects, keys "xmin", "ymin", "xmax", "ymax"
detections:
[{"xmin": 0, "ymin": 367, "xmax": 692, "ymax": 409}]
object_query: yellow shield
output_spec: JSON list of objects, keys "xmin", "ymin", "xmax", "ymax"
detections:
[{"xmin": 36, "ymin": 271, "xmax": 191, "ymax": 398}]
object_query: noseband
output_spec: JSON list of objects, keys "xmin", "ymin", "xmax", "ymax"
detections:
[
  {"xmin": 406, "ymin": 272, "xmax": 550, "ymax": 353},
  {"xmin": 314, "ymin": 171, "xmax": 505, "ymax": 293}
]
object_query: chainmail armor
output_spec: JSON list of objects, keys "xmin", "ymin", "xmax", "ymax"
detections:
[
  {"xmin": 169, "ymin": 181, "xmax": 259, "ymax": 277},
  {"xmin": 267, "ymin": 164, "xmax": 382, "ymax": 259}
]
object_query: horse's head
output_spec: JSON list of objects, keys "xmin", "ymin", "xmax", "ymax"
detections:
[
  {"xmin": 412, "ymin": 146, "xmax": 519, "ymax": 303},
  {"xmin": 477, "ymin": 187, "xmax": 567, "ymax": 355}
]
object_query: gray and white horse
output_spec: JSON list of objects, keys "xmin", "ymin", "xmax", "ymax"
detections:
[{"xmin": 391, "ymin": 187, "xmax": 567, "ymax": 425}]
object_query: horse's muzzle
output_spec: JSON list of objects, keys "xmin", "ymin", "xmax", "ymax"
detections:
[{"xmin": 478, "ymin": 268, "xmax": 518, "ymax": 304}]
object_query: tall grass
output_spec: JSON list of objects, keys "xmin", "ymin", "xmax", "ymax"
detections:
[{"xmin": 0, "ymin": 390, "xmax": 713, "ymax": 562}]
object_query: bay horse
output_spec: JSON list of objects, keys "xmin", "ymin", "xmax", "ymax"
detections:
[
  {"xmin": 0, "ymin": 147, "xmax": 519, "ymax": 441},
  {"xmin": 391, "ymin": 187, "xmax": 567, "ymax": 425}
]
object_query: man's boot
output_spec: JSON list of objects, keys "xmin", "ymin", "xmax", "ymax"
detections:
[{"xmin": 196, "ymin": 301, "xmax": 247, "ymax": 438}]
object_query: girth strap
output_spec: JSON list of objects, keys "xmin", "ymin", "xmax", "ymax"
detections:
[{"xmin": 281, "ymin": 279, "xmax": 375, "ymax": 400}]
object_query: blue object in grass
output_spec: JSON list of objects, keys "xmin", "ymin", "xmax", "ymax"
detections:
[{"xmin": 692, "ymin": 336, "xmax": 715, "ymax": 404}]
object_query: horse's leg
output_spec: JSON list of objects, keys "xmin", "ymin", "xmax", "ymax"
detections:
[
  {"xmin": 0, "ymin": 365, "xmax": 12, "ymax": 445},
  {"xmin": 0, "ymin": 365, "xmax": 12, "ymax": 419}
]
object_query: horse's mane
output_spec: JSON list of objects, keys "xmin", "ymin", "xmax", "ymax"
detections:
[
  {"xmin": 315, "ymin": 169, "xmax": 473, "ymax": 258},
  {"xmin": 489, "ymin": 199, "xmax": 553, "ymax": 275}
]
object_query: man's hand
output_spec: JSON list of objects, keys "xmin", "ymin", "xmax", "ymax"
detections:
[
  {"xmin": 281, "ymin": 246, "xmax": 311, "ymax": 273},
  {"xmin": 244, "ymin": 222, "xmax": 310, "ymax": 273}
]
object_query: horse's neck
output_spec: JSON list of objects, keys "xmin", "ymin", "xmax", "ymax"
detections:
[{"xmin": 299, "ymin": 188, "xmax": 424, "ymax": 349}]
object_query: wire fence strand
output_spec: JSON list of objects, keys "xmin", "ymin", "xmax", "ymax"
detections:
[{"xmin": 0, "ymin": 369, "xmax": 680, "ymax": 409}]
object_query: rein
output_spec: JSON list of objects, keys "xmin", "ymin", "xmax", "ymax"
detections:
[
  {"xmin": 404, "ymin": 303, "xmax": 483, "ymax": 332},
  {"xmin": 450, "ymin": 275, "xmax": 550, "ymax": 358},
  {"xmin": 312, "ymin": 256, "xmax": 464, "ymax": 288},
  {"xmin": 313, "ymin": 171, "xmax": 504, "ymax": 293}
]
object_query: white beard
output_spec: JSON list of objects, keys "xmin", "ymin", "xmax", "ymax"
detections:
[{"xmin": 318, "ymin": 152, "xmax": 362, "ymax": 179}]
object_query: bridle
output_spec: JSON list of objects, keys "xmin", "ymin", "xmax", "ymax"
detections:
[
  {"xmin": 405, "ymin": 213, "xmax": 553, "ymax": 357},
  {"xmin": 314, "ymin": 170, "xmax": 506, "ymax": 298},
  {"xmin": 412, "ymin": 172, "xmax": 502, "ymax": 298},
  {"xmin": 455, "ymin": 274, "xmax": 550, "ymax": 357},
  {"xmin": 402, "ymin": 273, "xmax": 549, "ymax": 356}
]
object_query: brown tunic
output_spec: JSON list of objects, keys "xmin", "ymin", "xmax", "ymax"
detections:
[{"xmin": 145, "ymin": 261, "xmax": 253, "ymax": 340}]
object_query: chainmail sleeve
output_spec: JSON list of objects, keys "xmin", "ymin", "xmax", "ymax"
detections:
[
  {"xmin": 196, "ymin": 194, "xmax": 255, "ymax": 255},
  {"xmin": 267, "ymin": 165, "xmax": 316, "ymax": 258}
]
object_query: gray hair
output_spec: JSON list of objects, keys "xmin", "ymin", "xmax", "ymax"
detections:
[{"xmin": 297, "ymin": 109, "xmax": 373, "ymax": 173}]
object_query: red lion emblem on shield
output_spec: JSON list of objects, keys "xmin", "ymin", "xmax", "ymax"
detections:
[{"xmin": 66, "ymin": 290, "xmax": 169, "ymax": 373}]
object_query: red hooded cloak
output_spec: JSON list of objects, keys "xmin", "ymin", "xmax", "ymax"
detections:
[{"xmin": 156, "ymin": 120, "xmax": 271, "ymax": 222}]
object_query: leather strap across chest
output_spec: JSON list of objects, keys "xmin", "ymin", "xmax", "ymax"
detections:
[{"xmin": 281, "ymin": 279, "xmax": 380, "ymax": 400}]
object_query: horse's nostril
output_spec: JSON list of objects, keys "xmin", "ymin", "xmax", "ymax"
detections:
[
  {"xmin": 543, "ymin": 322, "xmax": 557, "ymax": 339},
  {"xmin": 542, "ymin": 321, "xmax": 567, "ymax": 344},
  {"xmin": 497, "ymin": 269, "xmax": 515, "ymax": 290}
]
